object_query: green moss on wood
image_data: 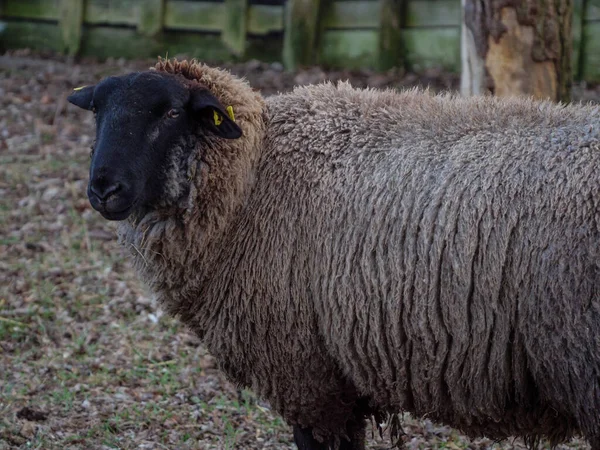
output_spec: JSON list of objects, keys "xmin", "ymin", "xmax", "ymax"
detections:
[
  {"xmin": 222, "ymin": 0, "xmax": 248, "ymax": 56},
  {"xmin": 0, "ymin": 21, "xmax": 63, "ymax": 52},
  {"xmin": 379, "ymin": 0, "xmax": 404, "ymax": 70},
  {"xmin": 84, "ymin": 0, "xmax": 138, "ymax": 25},
  {"xmin": 1, "ymin": 0, "xmax": 60, "ymax": 20},
  {"xmin": 79, "ymin": 26, "xmax": 231, "ymax": 61},
  {"xmin": 163, "ymin": 1, "xmax": 224, "ymax": 31},
  {"xmin": 320, "ymin": 29, "xmax": 379, "ymax": 69},
  {"xmin": 585, "ymin": 1, "xmax": 600, "ymax": 21},
  {"xmin": 283, "ymin": 0, "xmax": 322, "ymax": 70},
  {"xmin": 247, "ymin": 5, "xmax": 283, "ymax": 35},
  {"xmin": 581, "ymin": 22, "xmax": 600, "ymax": 81},
  {"xmin": 139, "ymin": 0, "xmax": 164, "ymax": 36},
  {"xmin": 322, "ymin": 1, "xmax": 379, "ymax": 29},
  {"xmin": 60, "ymin": 0, "xmax": 84, "ymax": 56},
  {"xmin": 573, "ymin": 0, "xmax": 584, "ymax": 79},
  {"xmin": 405, "ymin": 0, "xmax": 460, "ymax": 27},
  {"xmin": 403, "ymin": 27, "xmax": 460, "ymax": 71}
]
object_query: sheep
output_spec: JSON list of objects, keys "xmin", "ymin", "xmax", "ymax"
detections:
[{"xmin": 67, "ymin": 58, "xmax": 600, "ymax": 450}]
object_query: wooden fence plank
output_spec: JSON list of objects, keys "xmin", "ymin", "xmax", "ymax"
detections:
[
  {"xmin": 60, "ymin": 0, "xmax": 84, "ymax": 56},
  {"xmin": 283, "ymin": 0, "xmax": 322, "ymax": 69},
  {"xmin": 84, "ymin": 0, "xmax": 138, "ymax": 26},
  {"xmin": 139, "ymin": 0, "xmax": 165, "ymax": 36},
  {"xmin": 247, "ymin": 5, "xmax": 283, "ymax": 34},
  {"xmin": 322, "ymin": 1, "xmax": 379, "ymax": 28},
  {"xmin": 379, "ymin": 0, "xmax": 404, "ymax": 70},
  {"xmin": 80, "ymin": 26, "xmax": 230, "ymax": 59},
  {"xmin": 0, "ymin": 20, "xmax": 63, "ymax": 51},
  {"xmin": 573, "ymin": 0, "xmax": 584, "ymax": 79},
  {"xmin": 320, "ymin": 0, "xmax": 460, "ymax": 30},
  {"xmin": 1, "ymin": 0, "xmax": 60, "ymax": 20},
  {"xmin": 403, "ymin": 27, "xmax": 460, "ymax": 71},
  {"xmin": 581, "ymin": 22, "xmax": 600, "ymax": 80},
  {"xmin": 405, "ymin": 0, "xmax": 460, "ymax": 27},
  {"xmin": 163, "ymin": 1, "xmax": 224, "ymax": 31},
  {"xmin": 222, "ymin": 0, "xmax": 248, "ymax": 56},
  {"xmin": 320, "ymin": 29, "xmax": 378, "ymax": 68},
  {"xmin": 585, "ymin": 1, "xmax": 600, "ymax": 21},
  {"xmin": 163, "ymin": 2, "xmax": 282, "ymax": 34}
]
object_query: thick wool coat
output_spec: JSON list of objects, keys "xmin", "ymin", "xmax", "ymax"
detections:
[{"xmin": 119, "ymin": 59, "xmax": 600, "ymax": 448}]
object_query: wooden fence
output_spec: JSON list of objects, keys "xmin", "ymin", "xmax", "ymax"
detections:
[{"xmin": 1, "ymin": 0, "xmax": 599, "ymax": 81}]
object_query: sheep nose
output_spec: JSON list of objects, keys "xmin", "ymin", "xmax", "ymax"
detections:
[{"xmin": 90, "ymin": 181, "xmax": 121, "ymax": 202}]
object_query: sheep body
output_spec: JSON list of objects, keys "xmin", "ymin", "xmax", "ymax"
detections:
[{"xmin": 119, "ymin": 60, "xmax": 600, "ymax": 448}]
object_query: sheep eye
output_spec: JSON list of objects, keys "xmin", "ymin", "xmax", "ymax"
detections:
[{"xmin": 167, "ymin": 109, "xmax": 179, "ymax": 119}]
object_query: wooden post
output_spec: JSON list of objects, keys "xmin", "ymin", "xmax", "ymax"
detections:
[
  {"xmin": 139, "ymin": 0, "xmax": 164, "ymax": 37},
  {"xmin": 461, "ymin": 0, "xmax": 573, "ymax": 102},
  {"xmin": 59, "ymin": 0, "xmax": 84, "ymax": 56},
  {"xmin": 379, "ymin": 0, "xmax": 404, "ymax": 70},
  {"xmin": 283, "ymin": 0, "xmax": 322, "ymax": 70},
  {"xmin": 572, "ymin": 0, "xmax": 585, "ymax": 80},
  {"xmin": 222, "ymin": 0, "xmax": 248, "ymax": 56}
]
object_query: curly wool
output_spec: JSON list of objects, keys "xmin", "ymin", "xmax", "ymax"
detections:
[{"xmin": 119, "ymin": 59, "xmax": 600, "ymax": 448}]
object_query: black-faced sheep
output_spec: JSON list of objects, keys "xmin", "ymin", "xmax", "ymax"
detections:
[{"xmin": 68, "ymin": 58, "xmax": 600, "ymax": 450}]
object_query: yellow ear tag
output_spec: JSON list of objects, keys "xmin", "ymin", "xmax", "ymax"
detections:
[
  {"xmin": 226, "ymin": 106, "xmax": 235, "ymax": 122},
  {"xmin": 73, "ymin": 85, "xmax": 88, "ymax": 91},
  {"xmin": 213, "ymin": 110, "xmax": 223, "ymax": 126}
]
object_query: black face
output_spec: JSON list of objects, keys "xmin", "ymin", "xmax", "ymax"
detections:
[{"xmin": 67, "ymin": 71, "xmax": 242, "ymax": 221}]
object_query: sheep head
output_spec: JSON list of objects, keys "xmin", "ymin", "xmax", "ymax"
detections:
[{"xmin": 67, "ymin": 71, "xmax": 242, "ymax": 221}]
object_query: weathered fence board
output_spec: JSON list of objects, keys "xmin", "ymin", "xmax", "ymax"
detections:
[
  {"xmin": 79, "ymin": 26, "xmax": 233, "ymax": 60},
  {"xmin": 139, "ymin": 0, "xmax": 164, "ymax": 36},
  {"xmin": 586, "ymin": 1, "xmax": 600, "ymax": 21},
  {"xmin": 405, "ymin": 0, "xmax": 460, "ymax": 27},
  {"xmin": 84, "ymin": 0, "xmax": 138, "ymax": 25},
  {"xmin": 283, "ymin": 0, "xmax": 321, "ymax": 69},
  {"xmin": 403, "ymin": 27, "xmax": 461, "ymax": 70},
  {"xmin": 582, "ymin": 22, "xmax": 600, "ymax": 81},
  {"xmin": 320, "ymin": 0, "xmax": 461, "ymax": 29},
  {"xmin": 60, "ymin": 0, "xmax": 84, "ymax": 55},
  {"xmin": 247, "ymin": 5, "xmax": 282, "ymax": 35},
  {"xmin": 163, "ymin": 1, "xmax": 223, "ymax": 31},
  {"xmin": 322, "ymin": 2, "xmax": 379, "ymax": 29},
  {"xmin": 320, "ymin": 30, "xmax": 379, "ymax": 68},
  {"xmin": 2, "ymin": 0, "xmax": 60, "ymax": 20},
  {"xmin": 573, "ymin": 0, "xmax": 584, "ymax": 78},
  {"xmin": 222, "ymin": 0, "xmax": 248, "ymax": 55},
  {"xmin": 0, "ymin": 0, "xmax": 599, "ymax": 81},
  {"xmin": 1, "ymin": 21, "xmax": 63, "ymax": 52},
  {"xmin": 379, "ymin": 0, "xmax": 404, "ymax": 70}
]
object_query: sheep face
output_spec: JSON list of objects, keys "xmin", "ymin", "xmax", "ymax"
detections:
[{"xmin": 67, "ymin": 71, "xmax": 242, "ymax": 221}]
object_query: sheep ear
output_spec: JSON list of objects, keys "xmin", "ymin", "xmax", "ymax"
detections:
[
  {"xmin": 67, "ymin": 85, "xmax": 95, "ymax": 110},
  {"xmin": 190, "ymin": 89, "xmax": 242, "ymax": 140}
]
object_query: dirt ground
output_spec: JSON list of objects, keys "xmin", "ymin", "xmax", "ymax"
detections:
[{"xmin": 1, "ymin": 50, "xmax": 597, "ymax": 450}]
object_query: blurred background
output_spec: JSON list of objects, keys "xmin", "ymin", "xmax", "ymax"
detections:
[{"xmin": 1, "ymin": 1, "xmax": 599, "ymax": 449}]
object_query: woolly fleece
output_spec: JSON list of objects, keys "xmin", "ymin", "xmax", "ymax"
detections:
[{"xmin": 118, "ymin": 59, "xmax": 600, "ymax": 448}]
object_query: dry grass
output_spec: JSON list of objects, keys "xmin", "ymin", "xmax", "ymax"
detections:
[{"xmin": 1, "ymin": 52, "xmax": 597, "ymax": 450}]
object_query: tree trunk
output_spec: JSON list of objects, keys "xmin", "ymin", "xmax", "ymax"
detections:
[{"xmin": 461, "ymin": 0, "xmax": 573, "ymax": 102}]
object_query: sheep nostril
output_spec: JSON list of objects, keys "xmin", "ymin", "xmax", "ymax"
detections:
[{"xmin": 90, "ymin": 182, "xmax": 121, "ymax": 202}]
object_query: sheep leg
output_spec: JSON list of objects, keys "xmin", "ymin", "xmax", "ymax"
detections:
[
  {"xmin": 293, "ymin": 426, "xmax": 327, "ymax": 450},
  {"xmin": 341, "ymin": 417, "xmax": 366, "ymax": 450},
  {"xmin": 292, "ymin": 425, "xmax": 364, "ymax": 450}
]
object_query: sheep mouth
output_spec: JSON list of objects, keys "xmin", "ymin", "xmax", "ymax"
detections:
[
  {"xmin": 100, "ymin": 204, "xmax": 135, "ymax": 221},
  {"xmin": 94, "ymin": 199, "xmax": 138, "ymax": 221}
]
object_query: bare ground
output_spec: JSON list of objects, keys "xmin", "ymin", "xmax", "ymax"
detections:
[{"xmin": 1, "ymin": 51, "xmax": 598, "ymax": 450}]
